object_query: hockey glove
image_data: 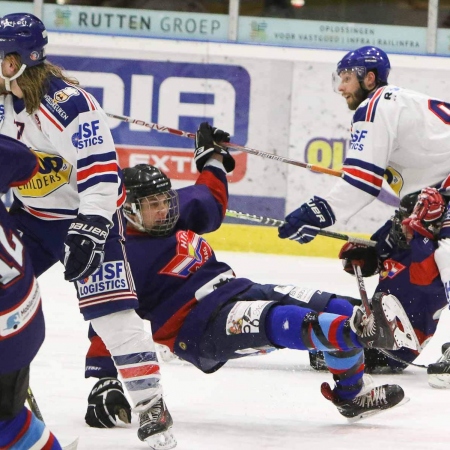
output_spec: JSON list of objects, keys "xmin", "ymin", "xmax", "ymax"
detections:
[
  {"xmin": 85, "ymin": 378, "xmax": 131, "ymax": 428},
  {"xmin": 278, "ymin": 196, "xmax": 335, "ymax": 244},
  {"xmin": 402, "ymin": 187, "xmax": 445, "ymax": 241},
  {"xmin": 194, "ymin": 122, "xmax": 235, "ymax": 173},
  {"xmin": 339, "ymin": 242, "xmax": 380, "ymax": 277},
  {"xmin": 64, "ymin": 214, "xmax": 111, "ymax": 282}
]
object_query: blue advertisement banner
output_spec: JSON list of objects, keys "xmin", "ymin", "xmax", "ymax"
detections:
[
  {"xmin": 43, "ymin": 5, "xmax": 228, "ymax": 41},
  {"xmin": 51, "ymin": 56, "xmax": 251, "ymax": 149},
  {"xmin": 238, "ymin": 17, "xmax": 427, "ymax": 55}
]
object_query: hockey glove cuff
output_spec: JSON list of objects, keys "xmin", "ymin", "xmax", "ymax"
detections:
[{"xmin": 278, "ymin": 196, "xmax": 335, "ymax": 244}]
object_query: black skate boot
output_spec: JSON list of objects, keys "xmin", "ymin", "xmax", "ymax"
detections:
[
  {"xmin": 321, "ymin": 375, "xmax": 408, "ymax": 422},
  {"xmin": 428, "ymin": 342, "xmax": 450, "ymax": 389},
  {"xmin": 350, "ymin": 292, "xmax": 419, "ymax": 351},
  {"xmin": 137, "ymin": 397, "xmax": 176, "ymax": 449}
]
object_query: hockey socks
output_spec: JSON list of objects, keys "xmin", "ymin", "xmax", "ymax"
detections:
[
  {"xmin": 265, "ymin": 305, "xmax": 362, "ymax": 352},
  {"xmin": 0, "ymin": 406, "xmax": 63, "ymax": 450},
  {"xmin": 265, "ymin": 304, "xmax": 365, "ymax": 400}
]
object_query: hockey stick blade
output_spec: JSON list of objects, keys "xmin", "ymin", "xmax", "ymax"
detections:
[
  {"xmin": 352, "ymin": 264, "xmax": 421, "ymax": 352},
  {"xmin": 63, "ymin": 437, "xmax": 79, "ymax": 450},
  {"xmin": 381, "ymin": 294, "xmax": 421, "ymax": 351},
  {"xmin": 106, "ymin": 113, "xmax": 343, "ymax": 178},
  {"xmin": 225, "ymin": 209, "xmax": 376, "ymax": 247}
]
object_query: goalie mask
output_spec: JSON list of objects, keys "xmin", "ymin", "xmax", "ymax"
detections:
[
  {"xmin": 390, "ymin": 191, "xmax": 419, "ymax": 249},
  {"xmin": 123, "ymin": 164, "xmax": 180, "ymax": 236}
]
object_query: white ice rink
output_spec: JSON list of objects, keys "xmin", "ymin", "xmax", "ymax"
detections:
[{"xmin": 32, "ymin": 252, "xmax": 450, "ymax": 450}]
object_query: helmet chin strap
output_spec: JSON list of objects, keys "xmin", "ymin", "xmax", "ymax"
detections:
[{"xmin": 0, "ymin": 63, "xmax": 26, "ymax": 92}]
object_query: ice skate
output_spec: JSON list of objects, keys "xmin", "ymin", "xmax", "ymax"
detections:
[
  {"xmin": 321, "ymin": 375, "xmax": 408, "ymax": 422},
  {"xmin": 350, "ymin": 292, "xmax": 419, "ymax": 351},
  {"xmin": 137, "ymin": 397, "xmax": 176, "ymax": 450},
  {"xmin": 428, "ymin": 342, "xmax": 450, "ymax": 389}
]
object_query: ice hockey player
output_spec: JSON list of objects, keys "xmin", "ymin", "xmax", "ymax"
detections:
[
  {"xmin": 85, "ymin": 122, "xmax": 419, "ymax": 425},
  {"xmin": 278, "ymin": 46, "xmax": 450, "ymax": 262},
  {"xmin": 0, "ymin": 134, "xmax": 63, "ymax": 449},
  {"xmin": 0, "ymin": 13, "xmax": 174, "ymax": 448},
  {"xmin": 311, "ymin": 189, "xmax": 448, "ymax": 374}
]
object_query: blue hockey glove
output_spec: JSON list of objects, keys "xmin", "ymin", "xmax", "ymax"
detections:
[
  {"xmin": 64, "ymin": 214, "xmax": 111, "ymax": 282},
  {"xmin": 194, "ymin": 122, "xmax": 235, "ymax": 173},
  {"xmin": 278, "ymin": 196, "xmax": 335, "ymax": 244}
]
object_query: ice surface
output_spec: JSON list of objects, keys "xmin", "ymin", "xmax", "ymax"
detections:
[{"xmin": 32, "ymin": 252, "xmax": 450, "ymax": 450}]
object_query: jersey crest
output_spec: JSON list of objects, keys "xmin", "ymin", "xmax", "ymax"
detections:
[
  {"xmin": 384, "ymin": 166, "xmax": 404, "ymax": 196},
  {"xmin": 159, "ymin": 230, "xmax": 213, "ymax": 278},
  {"xmin": 15, "ymin": 150, "xmax": 72, "ymax": 198},
  {"xmin": 379, "ymin": 259, "xmax": 406, "ymax": 280}
]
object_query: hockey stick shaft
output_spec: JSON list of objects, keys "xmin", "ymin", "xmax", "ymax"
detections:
[
  {"xmin": 351, "ymin": 264, "xmax": 427, "ymax": 368},
  {"xmin": 27, "ymin": 386, "xmax": 44, "ymax": 422},
  {"xmin": 106, "ymin": 113, "xmax": 344, "ymax": 178},
  {"xmin": 27, "ymin": 387, "xmax": 79, "ymax": 448},
  {"xmin": 352, "ymin": 263, "xmax": 372, "ymax": 316},
  {"xmin": 225, "ymin": 209, "xmax": 376, "ymax": 247}
]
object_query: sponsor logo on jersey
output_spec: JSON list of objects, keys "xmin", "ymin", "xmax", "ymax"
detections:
[
  {"xmin": 44, "ymin": 94, "xmax": 69, "ymax": 120},
  {"xmin": 384, "ymin": 166, "xmax": 404, "ymax": 196},
  {"xmin": 379, "ymin": 259, "xmax": 406, "ymax": 280},
  {"xmin": 159, "ymin": 230, "xmax": 212, "ymax": 277},
  {"xmin": 77, "ymin": 261, "xmax": 129, "ymax": 298},
  {"xmin": 0, "ymin": 279, "xmax": 41, "ymax": 338},
  {"xmin": 226, "ymin": 300, "xmax": 271, "ymax": 335},
  {"xmin": 350, "ymin": 129, "xmax": 368, "ymax": 151},
  {"xmin": 15, "ymin": 151, "xmax": 72, "ymax": 198},
  {"xmin": 0, "ymin": 105, "xmax": 4, "ymax": 124},
  {"xmin": 72, "ymin": 120, "xmax": 104, "ymax": 149},
  {"xmin": 54, "ymin": 86, "xmax": 80, "ymax": 103}
]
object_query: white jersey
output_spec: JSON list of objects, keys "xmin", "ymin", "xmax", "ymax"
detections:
[
  {"xmin": 0, "ymin": 78, "xmax": 124, "ymax": 222},
  {"xmin": 326, "ymin": 85, "xmax": 450, "ymax": 223}
]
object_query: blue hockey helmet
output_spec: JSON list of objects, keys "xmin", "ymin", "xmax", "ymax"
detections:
[
  {"xmin": 0, "ymin": 13, "xmax": 47, "ymax": 67},
  {"xmin": 336, "ymin": 46, "xmax": 391, "ymax": 85}
]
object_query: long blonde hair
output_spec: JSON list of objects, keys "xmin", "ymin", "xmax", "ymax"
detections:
[{"xmin": 7, "ymin": 54, "xmax": 79, "ymax": 114}]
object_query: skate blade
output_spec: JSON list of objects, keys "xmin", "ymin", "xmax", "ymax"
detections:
[
  {"xmin": 382, "ymin": 295, "xmax": 420, "ymax": 351},
  {"xmin": 428, "ymin": 374, "xmax": 450, "ymax": 389},
  {"xmin": 144, "ymin": 429, "xmax": 177, "ymax": 450},
  {"xmin": 345, "ymin": 396, "xmax": 410, "ymax": 424}
]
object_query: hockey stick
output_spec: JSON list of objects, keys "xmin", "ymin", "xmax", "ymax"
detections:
[
  {"xmin": 26, "ymin": 387, "xmax": 44, "ymax": 422},
  {"xmin": 106, "ymin": 113, "xmax": 344, "ymax": 178},
  {"xmin": 351, "ymin": 262, "xmax": 426, "ymax": 368},
  {"xmin": 225, "ymin": 209, "xmax": 376, "ymax": 247},
  {"xmin": 26, "ymin": 387, "xmax": 79, "ymax": 449}
]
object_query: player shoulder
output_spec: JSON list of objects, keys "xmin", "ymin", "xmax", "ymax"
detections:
[
  {"xmin": 353, "ymin": 85, "xmax": 400, "ymax": 123},
  {"xmin": 39, "ymin": 78, "xmax": 99, "ymax": 129}
]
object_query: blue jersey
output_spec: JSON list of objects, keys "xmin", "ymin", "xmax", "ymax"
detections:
[
  {"xmin": 0, "ymin": 135, "xmax": 44, "ymax": 374},
  {"xmin": 373, "ymin": 221, "xmax": 447, "ymax": 355},
  {"xmin": 129, "ymin": 166, "xmax": 253, "ymax": 352}
]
